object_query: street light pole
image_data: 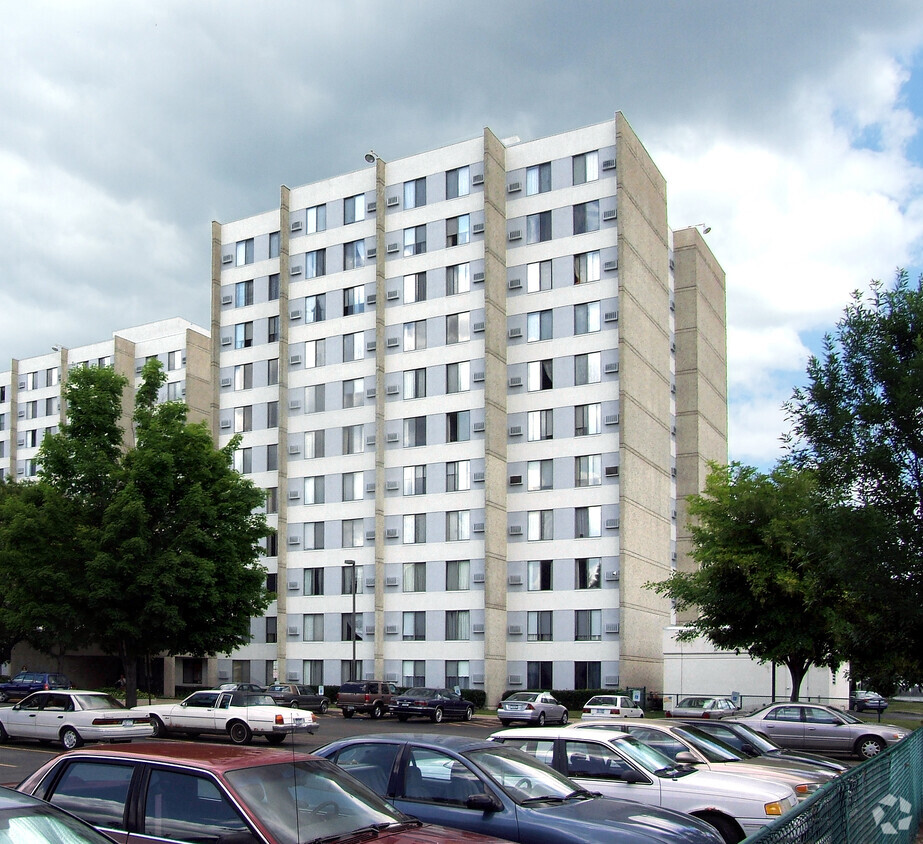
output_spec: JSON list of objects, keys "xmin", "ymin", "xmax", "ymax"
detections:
[{"xmin": 345, "ymin": 559, "xmax": 356, "ymax": 679}]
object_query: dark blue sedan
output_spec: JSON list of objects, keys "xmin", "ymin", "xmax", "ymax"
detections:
[
  {"xmin": 392, "ymin": 688, "xmax": 475, "ymax": 722},
  {"xmin": 315, "ymin": 733, "xmax": 723, "ymax": 844}
]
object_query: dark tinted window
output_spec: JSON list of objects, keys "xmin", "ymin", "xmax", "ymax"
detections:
[
  {"xmin": 48, "ymin": 761, "xmax": 135, "ymax": 830},
  {"xmin": 143, "ymin": 768, "xmax": 249, "ymax": 842}
]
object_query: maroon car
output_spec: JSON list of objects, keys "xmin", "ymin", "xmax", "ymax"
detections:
[{"xmin": 18, "ymin": 743, "xmax": 509, "ymax": 844}]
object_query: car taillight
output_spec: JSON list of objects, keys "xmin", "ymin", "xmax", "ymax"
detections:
[
  {"xmin": 582, "ymin": 708, "xmax": 591, "ymax": 713},
  {"xmin": 43, "ymin": 683, "xmax": 49, "ymax": 690},
  {"xmin": 610, "ymin": 708, "xmax": 620, "ymax": 715},
  {"xmin": 702, "ymin": 712, "xmax": 711, "ymax": 718},
  {"xmin": 275, "ymin": 714, "xmax": 285, "ymax": 725},
  {"xmin": 364, "ymin": 694, "xmax": 371, "ymax": 702},
  {"xmin": 525, "ymin": 703, "xmax": 534, "ymax": 710},
  {"xmin": 665, "ymin": 711, "xmax": 672, "ymax": 717},
  {"xmin": 414, "ymin": 700, "xmax": 427, "ymax": 706}
]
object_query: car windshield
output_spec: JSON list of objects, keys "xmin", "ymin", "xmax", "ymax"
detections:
[
  {"xmin": 226, "ymin": 760, "xmax": 403, "ymax": 844},
  {"xmin": 725, "ymin": 723, "xmax": 781, "ymax": 753},
  {"xmin": 402, "ymin": 688, "xmax": 433, "ymax": 698},
  {"xmin": 673, "ymin": 726, "xmax": 745, "ymax": 762},
  {"xmin": 466, "ymin": 746, "xmax": 588, "ymax": 803},
  {"xmin": 585, "ymin": 696, "xmax": 618, "ymax": 706},
  {"xmin": 0, "ymin": 806, "xmax": 114, "ymax": 844},
  {"xmin": 611, "ymin": 736, "xmax": 691, "ymax": 776},
  {"xmin": 505, "ymin": 693, "xmax": 539, "ymax": 703},
  {"xmin": 73, "ymin": 694, "xmax": 125, "ymax": 711}
]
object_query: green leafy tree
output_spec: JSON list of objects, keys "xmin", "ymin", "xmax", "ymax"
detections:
[
  {"xmin": 649, "ymin": 462, "xmax": 850, "ymax": 700},
  {"xmin": 786, "ymin": 270, "xmax": 923, "ymax": 688}
]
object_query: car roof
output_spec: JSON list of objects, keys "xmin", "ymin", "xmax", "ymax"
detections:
[
  {"xmin": 0, "ymin": 785, "xmax": 53, "ymax": 811},
  {"xmin": 493, "ymin": 726, "xmax": 630, "ymax": 742},
  {"xmin": 318, "ymin": 733, "xmax": 498, "ymax": 755}
]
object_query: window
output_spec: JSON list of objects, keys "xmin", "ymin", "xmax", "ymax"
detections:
[
  {"xmin": 306, "ymin": 293, "xmax": 326, "ymax": 323},
  {"xmin": 403, "ymin": 272, "xmax": 427, "ymax": 303},
  {"xmin": 344, "ymin": 240, "xmax": 366, "ymax": 270},
  {"xmin": 305, "ymin": 384, "xmax": 325, "ymax": 413},
  {"xmin": 268, "ymin": 315, "xmax": 280, "ymax": 343},
  {"xmin": 573, "ymin": 200, "xmax": 600, "ymax": 235},
  {"xmin": 446, "ymin": 559, "xmax": 470, "ymax": 591},
  {"xmin": 404, "ymin": 225, "xmax": 426, "ymax": 256},
  {"xmin": 234, "ymin": 406, "xmax": 252, "ymax": 433},
  {"xmin": 266, "ymin": 444, "xmax": 278, "ymax": 472},
  {"xmin": 403, "ymin": 611, "xmax": 425, "ymax": 641},
  {"xmin": 305, "ymin": 522, "xmax": 325, "ymax": 550},
  {"xmin": 404, "ymin": 368, "xmax": 426, "ymax": 399},
  {"xmin": 304, "ymin": 660, "xmax": 323, "ymax": 686},
  {"xmin": 574, "ymin": 251, "xmax": 600, "ymax": 285},
  {"xmin": 527, "ymin": 359, "xmax": 553, "ymax": 391},
  {"xmin": 269, "ymin": 231, "xmax": 280, "ymax": 259},
  {"xmin": 575, "ymin": 352, "xmax": 601, "ymax": 385},
  {"xmin": 526, "ymin": 211, "xmax": 551, "ymax": 244},
  {"xmin": 342, "ymin": 378, "xmax": 363, "ymax": 408},
  {"xmin": 306, "ymin": 338, "xmax": 326, "ymax": 368},
  {"xmin": 305, "ymin": 567, "xmax": 324, "ymax": 596},
  {"xmin": 446, "ymin": 660, "xmax": 470, "ymax": 689},
  {"xmin": 342, "ymin": 519, "xmax": 364, "ymax": 548},
  {"xmin": 403, "ymin": 660, "xmax": 425, "ymax": 687},
  {"xmin": 446, "ymin": 410, "xmax": 470, "ymax": 443},
  {"xmin": 167, "ymin": 351, "xmax": 182, "ymax": 371},
  {"xmin": 528, "ymin": 559, "xmax": 553, "ymax": 591},
  {"xmin": 446, "ymin": 214, "xmax": 470, "ymax": 247},
  {"xmin": 573, "ymin": 150, "xmax": 599, "ymax": 184},
  {"xmin": 446, "ymin": 166, "xmax": 470, "ymax": 199},
  {"xmin": 446, "ymin": 312, "xmax": 470, "ymax": 344},
  {"xmin": 528, "ymin": 510, "xmax": 553, "ymax": 541},
  {"xmin": 446, "ymin": 361, "xmax": 470, "ymax": 394},
  {"xmin": 528, "ymin": 661, "xmax": 553, "ymax": 689},
  {"xmin": 446, "ymin": 263, "xmax": 470, "ymax": 295},
  {"xmin": 343, "ymin": 332, "xmax": 364, "ymax": 362},
  {"xmin": 528, "ymin": 611, "xmax": 553, "ymax": 642},
  {"xmin": 403, "ymin": 320, "xmax": 426, "ymax": 351},
  {"xmin": 25, "ymin": 429, "xmax": 38, "ymax": 447},
  {"xmin": 403, "ymin": 513, "xmax": 426, "ymax": 544},
  {"xmin": 446, "ymin": 510, "xmax": 470, "ymax": 541},
  {"xmin": 304, "ymin": 614, "xmax": 324, "ymax": 642},
  {"xmin": 403, "ymin": 464, "xmax": 426, "ymax": 496},
  {"xmin": 265, "ymin": 487, "xmax": 278, "ymax": 514},
  {"xmin": 307, "ymin": 204, "xmax": 326, "ymax": 233},
  {"xmin": 236, "ymin": 238, "xmax": 254, "ymax": 266},
  {"xmin": 344, "ymin": 194, "xmax": 365, "ymax": 224},
  {"xmin": 575, "ymin": 506, "xmax": 602, "ymax": 538},
  {"xmin": 575, "ymin": 302, "xmax": 601, "ymax": 336},
  {"xmin": 576, "ymin": 557, "xmax": 601, "ymax": 589},
  {"xmin": 404, "ymin": 177, "xmax": 426, "ymax": 209},
  {"xmin": 46, "ymin": 366, "xmax": 59, "ymax": 385},
  {"xmin": 526, "ymin": 162, "xmax": 551, "ymax": 195},
  {"xmin": 306, "ymin": 429, "xmax": 325, "ymax": 458},
  {"xmin": 341, "ymin": 613, "xmax": 359, "ymax": 642},
  {"xmin": 266, "ymin": 534, "xmax": 278, "ymax": 557},
  {"xmin": 266, "ymin": 616, "xmax": 277, "ymax": 643},
  {"xmin": 528, "ymin": 408, "xmax": 553, "ymax": 441},
  {"xmin": 527, "ymin": 459, "xmax": 553, "ymax": 491},
  {"xmin": 234, "ymin": 322, "xmax": 253, "ymax": 349},
  {"xmin": 446, "ymin": 460, "xmax": 470, "ymax": 492},
  {"xmin": 306, "ymin": 248, "xmax": 326, "ymax": 278},
  {"xmin": 575, "ymin": 661, "xmax": 601, "ymax": 689},
  {"xmin": 234, "ymin": 447, "xmax": 252, "ymax": 474},
  {"xmin": 403, "ymin": 562, "xmax": 426, "ymax": 593},
  {"xmin": 235, "ymin": 280, "xmax": 253, "ymax": 307},
  {"xmin": 575, "ymin": 609, "xmax": 602, "ymax": 641},
  {"xmin": 234, "ymin": 363, "xmax": 253, "ymax": 390},
  {"xmin": 445, "ymin": 610, "xmax": 470, "ymax": 641},
  {"xmin": 575, "ymin": 403, "xmax": 601, "ymax": 436},
  {"xmin": 403, "ymin": 416, "xmax": 426, "ymax": 447},
  {"xmin": 344, "ymin": 285, "xmax": 365, "ymax": 315},
  {"xmin": 268, "ymin": 359, "xmax": 279, "ymax": 386},
  {"xmin": 342, "ymin": 472, "xmax": 363, "ymax": 502},
  {"xmin": 341, "ymin": 566, "xmax": 359, "ymax": 596},
  {"xmin": 343, "ymin": 424, "xmax": 364, "ymax": 455},
  {"xmin": 527, "ymin": 310, "xmax": 552, "ymax": 342},
  {"xmin": 166, "ymin": 382, "xmax": 182, "ymax": 401},
  {"xmin": 268, "ymin": 273, "xmax": 280, "ymax": 300},
  {"xmin": 575, "ymin": 454, "xmax": 602, "ymax": 488}
]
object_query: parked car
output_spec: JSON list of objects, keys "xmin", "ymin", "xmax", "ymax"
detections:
[
  {"xmin": 218, "ymin": 682, "xmax": 265, "ymax": 692},
  {"xmin": 673, "ymin": 718, "xmax": 848, "ymax": 774},
  {"xmin": 315, "ymin": 733, "xmax": 724, "ymax": 844},
  {"xmin": 392, "ymin": 687, "xmax": 475, "ymax": 722},
  {"xmin": 490, "ymin": 726, "xmax": 799, "ymax": 843},
  {"xmin": 729, "ymin": 702, "xmax": 911, "ymax": 759},
  {"xmin": 17, "ymin": 743, "xmax": 510, "ymax": 844},
  {"xmin": 0, "ymin": 784, "xmax": 117, "ymax": 844},
  {"xmin": 497, "ymin": 691, "xmax": 569, "ymax": 726},
  {"xmin": 568, "ymin": 719, "xmax": 838, "ymax": 799},
  {"xmin": 265, "ymin": 682, "xmax": 330, "ymax": 713},
  {"xmin": 336, "ymin": 680, "xmax": 398, "ymax": 719},
  {"xmin": 0, "ymin": 690, "xmax": 152, "ymax": 749},
  {"xmin": 666, "ymin": 697, "xmax": 740, "ymax": 718},
  {"xmin": 849, "ymin": 690, "xmax": 888, "ymax": 712},
  {"xmin": 582, "ymin": 694, "xmax": 645, "ymax": 719},
  {"xmin": 0, "ymin": 671, "xmax": 71, "ymax": 703},
  {"xmin": 136, "ymin": 688, "xmax": 316, "ymax": 744}
]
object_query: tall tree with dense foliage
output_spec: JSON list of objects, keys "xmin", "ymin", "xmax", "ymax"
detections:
[
  {"xmin": 649, "ymin": 462, "xmax": 850, "ymax": 700},
  {"xmin": 786, "ymin": 270, "xmax": 923, "ymax": 689}
]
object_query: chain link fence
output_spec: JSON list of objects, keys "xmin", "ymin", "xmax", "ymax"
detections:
[{"xmin": 745, "ymin": 728, "xmax": 922, "ymax": 843}]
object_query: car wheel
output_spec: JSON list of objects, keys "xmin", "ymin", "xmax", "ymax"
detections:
[
  {"xmin": 319, "ymin": 700, "xmax": 329, "ymax": 715},
  {"xmin": 695, "ymin": 812, "xmax": 744, "ymax": 844},
  {"xmin": 60, "ymin": 727, "xmax": 83, "ymax": 750},
  {"xmin": 371, "ymin": 703, "xmax": 384, "ymax": 720},
  {"xmin": 150, "ymin": 715, "xmax": 170, "ymax": 738},
  {"xmin": 0, "ymin": 722, "xmax": 8, "ymax": 743},
  {"xmin": 464, "ymin": 706, "xmax": 474, "ymax": 721},
  {"xmin": 290, "ymin": 701, "xmax": 301, "ymax": 709},
  {"xmin": 537, "ymin": 712, "xmax": 546, "ymax": 726},
  {"xmin": 431, "ymin": 707, "xmax": 444, "ymax": 724},
  {"xmin": 265, "ymin": 733, "xmax": 287, "ymax": 745},
  {"xmin": 560, "ymin": 710, "xmax": 569, "ymax": 725},
  {"xmin": 856, "ymin": 736, "xmax": 885, "ymax": 759},
  {"xmin": 228, "ymin": 721, "xmax": 253, "ymax": 745},
  {"xmin": 342, "ymin": 709, "xmax": 354, "ymax": 719},
  {"xmin": 397, "ymin": 714, "xmax": 409, "ymax": 722},
  {"xmin": 0, "ymin": 693, "xmax": 7, "ymax": 704}
]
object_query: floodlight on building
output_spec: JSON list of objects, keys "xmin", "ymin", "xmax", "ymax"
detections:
[{"xmin": 364, "ymin": 151, "xmax": 378, "ymax": 164}]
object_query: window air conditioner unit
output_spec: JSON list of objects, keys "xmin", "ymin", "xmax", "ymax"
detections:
[
  {"xmin": 605, "ymin": 413, "xmax": 620, "ymax": 425},
  {"xmin": 508, "ymin": 425, "xmax": 522, "ymax": 436},
  {"xmin": 472, "ymin": 421, "xmax": 485, "ymax": 432},
  {"xmin": 602, "ymin": 158, "xmax": 616, "ymax": 170},
  {"xmin": 508, "ymin": 376, "xmax": 522, "ymax": 388},
  {"xmin": 507, "ymin": 574, "xmax": 523, "ymax": 585},
  {"xmin": 508, "ymin": 230, "xmax": 522, "ymax": 241},
  {"xmin": 508, "ymin": 525, "xmax": 522, "ymax": 536},
  {"xmin": 288, "ymin": 444, "xmax": 301, "ymax": 455},
  {"xmin": 16, "ymin": 438, "xmax": 25, "ymax": 447},
  {"xmin": 217, "ymin": 670, "xmax": 229, "ymax": 679},
  {"xmin": 221, "ymin": 294, "xmax": 233, "ymax": 305},
  {"xmin": 365, "ymin": 387, "xmax": 376, "ymax": 398},
  {"xmin": 222, "ymin": 254, "xmax": 233, "ymax": 264},
  {"xmin": 602, "ymin": 208, "xmax": 617, "ymax": 221},
  {"xmin": 288, "ymin": 536, "xmax": 300, "ymax": 545},
  {"xmin": 366, "ymin": 201, "xmax": 376, "ymax": 213},
  {"xmin": 365, "ymin": 434, "xmax": 376, "ymax": 446},
  {"xmin": 221, "ymin": 336, "xmax": 232, "ymax": 346},
  {"xmin": 386, "ymin": 431, "xmax": 399, "ymax": 442},
  {"xmin": 220, "ymin": 419, "xmax": 231, "ymax": 429},
  {"xmin": 385, "ymin": 384, "xmax": 399, "ymax": 395},
  {"xmin": 385, "ymin": 528, "xmax": 399, "ymax": 539},
  {"xmin": 605, "ymin": 570, "xmax": 620, "ymax": 582},
  {"xmin": 286, "ymin": 671, "xmax": 300, "ymax": 680},
  {"xmin": 473, "ymin": 321, "xmax": 485, "ymax": 332},
  {"xmin": 386, "ymin": 625, "xmax": 399, "ymax": 635},
  {"xmin": 365, "ymin": 482, "xmax": 375, "ymax": 493},
  {"xmin": 365, "ymin": 576, "xmax": 375, "ymax": 588},
  {"xmin": 386, "ymin": 243, "xmax": 399, "ymax": 254},
  {"xmin": 365, "ymin": 530, "xmax": 376, "ymax": 540},
  {"xmin": 605, "ymin": 518, "xmax": 620, "ymax": 530},
  {"xmin": 366, "ymin": 293, "xmax": 376, "ymax": 304},
  {"xmin": 288, "ymin": 400, "xmax": 301, "ymax": 410},
  {"xmin": 670, "ymin": 300, "xmax": 675, "ymax": 312},
  {"xmin": 604, "ymin": 260, "xmax": 618, "ymax": 272},
  {"xmin": 386, "ymin": 337, "xmax": 399, "ymax": 348},
  {"xmin": 507, "ymin": 626, "xmax": 522, "ymax": 636},
  {"xmin": 605, "ymin": 622, "xmax": 620, "ymax": 634},
  {"xmin": 289, "ymin": 354, "xmax": 302, "ymax": 366},
  {"xmin": 291, "ymin": 220, "xmax": 303, "ymax": 231},
  {"xmin": 472, "ymin": 572, "xmax": 485, "ymax": 583},
  {"xmin": 507, "ymin": 182, "xmax": 521, "ymax": 193},
  {"xmin": 385, "ymin": 576, "xmax": 399, "ymax": 587},
  {"xmin": 508, "ymin": 674, "xmax": 522, "ymax": 684},
  {"xmin": 604, "ymin": 362, "xmax": 619, "ymax": 374},
  {"xmin": 290, "ymin": 266, "xmax": 303, "ymax": 276},
  {"xmin": 605, "ymin": 675, "xmax": 620, "ymax": 686},
  {"xmin": 473, "ymin": 522, "xmax": 485, "ymax": 533},
  {"xmin": 290, "ymin": 309, "xmax": 303, "ymax": 320},
  {"xmin": 366, "ymin": 247, "xmax": 376, "ymax": 259},
  {"xmin": 473, "ymin": 371, "xmax": 484, "ymax": 382},
  {"xmin": 508, "ymin": 278, "xmax": 521, "ymax": 290},
  {"xmin": 366, "ymin": 340, "xmax": 376, "ymax": 352},
  {"xmin": 386, "ymin": 195, "xmax": 400, "ymax": 207},
  {"xmin": 387, "ymin": 289, "xmax": 399, "ymax": 300},
  {"xmin": 472, "ymin": 222, "xmax": 484, "ymax": 235},
  {"xmin": 473, "ymin": 271, "xmax": 485, "ymax": 283},
  {"xmin": 604, "ymin": 311, "xmax": 619, "ymax": 322},
  {"xmin": 288, "ymin": 490, "xmax": 300, "ymax": 500},
  {"xmin": 472, "ymin": 173, "xmax": 484, "ymax": 185},
  {"xmin": 509, "ymin": 475, "xmax": 522, "ymax": 485},
  {"xmin": 605, "ymin": 466, "xmax": 619, "ymax": 477},
  {"xmin": 385, "ymin": 480, "xmax": 399, "ymax": 491},
  {"xmin": 288, "ymin": 580, "xmax": 299, "ymax": 590},
  {"xmin": 473, "ymin": 471, "xmax": 485, "ymax": 483},
  {"xmin": 508, "ymin": 327, "xmax": 522, "ymax": 339},
  {"xmin": 472, "ymin": 623, "xmax": 485, "ymax": 634},
  {"xmin": 287, "ymin": 626, "xmax": 299, "ymax": 636},
  {"xmin": 220, "ymin": 377, "xmax": 232, "ymax": 388}
]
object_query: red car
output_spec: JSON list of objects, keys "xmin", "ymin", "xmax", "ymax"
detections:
[{"xmin": 18, "ymin": 743, "xmax": 509, "ymax": 844}]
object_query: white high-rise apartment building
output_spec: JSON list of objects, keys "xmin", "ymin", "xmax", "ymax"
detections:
[{"xmin": 212, "ymin": 113, "xmax": 727, "ymax": 705}]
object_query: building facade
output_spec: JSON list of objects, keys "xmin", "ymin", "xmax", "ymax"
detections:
[{"xmin": 212, "ymin": 113, "xmax": 728, "ymax": 706}]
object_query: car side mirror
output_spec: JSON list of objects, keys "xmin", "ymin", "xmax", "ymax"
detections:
[
  {"xmin": 12, "ymin": 704, "xmax": 21, "ymax": 712},
  {"xmin": 619, "ymin": 770, "xmax": 648, "ymax": 784},
  {"xmin": 674, "ymin": 751, "xmax": 699, "ymax": 765},
  {"xmin": 467, "ymin": 793, "xmax": 503, "ymax": 813}
]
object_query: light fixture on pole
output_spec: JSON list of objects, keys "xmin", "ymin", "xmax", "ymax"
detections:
[{"xmin": 345, "ymin": 559, "xmax": 357, "ymax": 678}]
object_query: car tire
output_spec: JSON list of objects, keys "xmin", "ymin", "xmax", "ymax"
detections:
[
  {"xmin": 150, "ymin": 715, "xmax": 170, "ymax": 738},
  {"xmin": 695, "ymin": 812, "xmax": 744, "ymax": 844},
  {"xmin": 319, "ymin": 700, "xmax": 329, "ymax": 714},
  {"xmin": 228, "ymin": 721, "xmax": 253, "ymax": 745},
  {"xmin": 0, "ymin": 722, "xmax": 8, "ymax": 743},
  {"xmin": 265, "ymin": 733, "xmax": 287, "ymax": 745},
  {"xmin": 60, "ymin": 727, "xmax": 83, "ymax": 750},
  {"xmin": 371, "ymin": 703, "xmax": 384, "ymax": 720},
  {"xmin": 290, "ymin": 701, "xmax": 301, "ymax": 709},
  {"xmin": 342, "ymin": 709, "xmax": 354, "ymax": 718},
  {"xmin": 397, "ymin": 714, "xmax": 409, "ymax": 722},
  {"xmin": 431, "ymin": 707, "xmax": 444, "ymax": 723},
  {"xmin": 537, "ymin": 712, "xmax": 546, "ymax": 726},
  {"xmin": 464, "ymin": 706, "xmax": 474, "ymax": 721},
  {"xmin": 0, "ymin": 693, "xmax": 7, "ymax": 704},
  {"xmin": 856, "ymin": 736, "xmax": 885, "ymax": 759},
  {"xmin": 560, "ymin": 710, "xmax": 569, "ymax": 725}
]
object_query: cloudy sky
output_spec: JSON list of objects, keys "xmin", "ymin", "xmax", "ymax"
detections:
[{"xmin": 3, "ymin": 1, "xmax": 923, "ymax": 467}]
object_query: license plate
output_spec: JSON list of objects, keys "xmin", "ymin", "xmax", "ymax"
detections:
[
  {"xmin": 591, "ymin": 708, "xmax": 607, "ymax": 714},
  {"xmin": 293, "ymin": 717, "xmax": 304, "ymax": 726},
  {"xmin": 399, "ymin": 702, "xmax": 409, "ymax": 707},
  {"xmin": 122, "ymin": 719, "xmax": 133, "ymax": 727}
]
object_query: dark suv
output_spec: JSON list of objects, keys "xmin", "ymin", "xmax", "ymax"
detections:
[
  {"xmin": 0, "ymin": 671, "xmax": 71, "ymax": 702},
  {"xmin": 336, "ymin": 681, "xmax": 398, "ymax": 719}
]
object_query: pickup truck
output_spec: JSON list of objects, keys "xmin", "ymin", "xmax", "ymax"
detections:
[{"xmin": 336, "ymin": 681, "xmax": 398, "ymax": 719}]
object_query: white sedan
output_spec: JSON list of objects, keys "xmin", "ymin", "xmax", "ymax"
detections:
[
  {"xmin": 581, "ymin": 694, "xmax": 645, "ymax": 719},
  {"xmin": 0, "ymin": 690, "xmax": 152, "ymax": 749},
  {"xmin": 136, "ymin": 689, "xmax": 317, "ymax": 744},
  {"xmin": 491, "ymin": 726, "xmax": 798, "ymax": 844}
]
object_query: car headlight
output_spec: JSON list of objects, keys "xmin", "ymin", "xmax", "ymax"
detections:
[
  {"xmin": 764, "ymin": 801, "xmax": 785, "ymax": 816},
  {"xmin": 795, "ymin": 783, "xmax": 821, "ymax": 795}
]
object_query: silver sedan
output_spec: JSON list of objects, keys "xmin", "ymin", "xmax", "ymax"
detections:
[{"xmin": 497, "ymin": 691, "xmax": 569, "ymax": 726}]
